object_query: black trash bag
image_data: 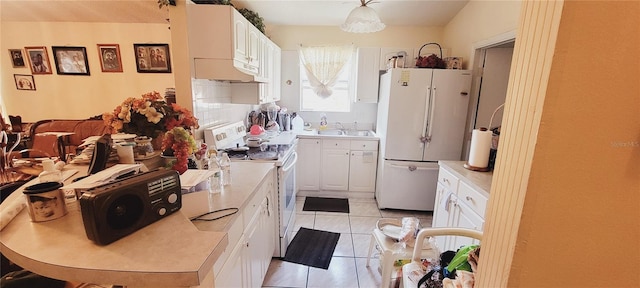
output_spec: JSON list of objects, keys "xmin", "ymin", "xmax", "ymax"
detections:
[
  {"xmin": 417, "ymin": 250, "xmax": 457, "ymax": 288},
  {"xmin": 0, "ymin": 270, "xmax": 66, "ymax": 288}
]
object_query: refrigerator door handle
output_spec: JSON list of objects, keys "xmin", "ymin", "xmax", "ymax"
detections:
[
  {"xmin": 426, "ymin": 86, "xmax": 437, "ymax": 142},
  {"xmin": 420, "ymin": 86, "xmax": 432, "ymax": 144},
  {"xmin": 389, "ymin": 163, "xmax": 438, "ymax": 171}
]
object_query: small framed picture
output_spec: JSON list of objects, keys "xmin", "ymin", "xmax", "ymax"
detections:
[
  {"xmin": 52, "ymin": 46, "xmax": 90, "ymax": 75},
  {"xmin": 97, "ymin": 44, "xmax": 123, "ymax": 72},
  {"xmin": 24, "ymin": 46, "xmax": 53, "ymax": 75},
  {"xmin": 134, "ymin": 44, "xmax": 171, "ymax": 73},
  {"xmin": 9, "ymin": 49, "xmax": 26, "ymax": 68},
  {"xmin": 14, "ymin": 74, "xmax": 36, "ymax": 91}
]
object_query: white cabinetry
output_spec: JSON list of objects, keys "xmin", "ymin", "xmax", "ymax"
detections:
[
  {"xmin": 321, "ymin": 139, "xmax": 351, "ymax": 191},
  {"xmin": 214, "ymin": 169, "xmax": 275, "ymax": 288},
  {"xmin": 298, "ymin": 137, "xmax": 379, "ymax": 194},
  {"xmin": 214, "ymin": 234, "xmax": 246, "ymax": 288},
  {"xmin": 432, "ymin": 162, "xmax": 490, "ymax": 251},
  {"xmin": 348, "ymin": 140, "xmax": 379, "ymax": 191},
  {"xmin": 233, "ymin": 12, "xmax": 260, "ymax": 75},
  {"xmin": 355, "ymin": 47, "xmax": 381, "ymax": 103},
  {"xmin": 187, "ymin": 5, "xmax": 281, "ymax": 105},
  {"xmin": 297, "ymin": 138, "xmax": 321, "ymax": 191}
]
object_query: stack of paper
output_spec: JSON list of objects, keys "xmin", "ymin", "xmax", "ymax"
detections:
[
  {"xmin": 63, "ymin": 164, "xmax": 142, "ymax": 191},
  {"xmin": 179, "ymin": 170, "xmax": 216, "ymax": 191}
]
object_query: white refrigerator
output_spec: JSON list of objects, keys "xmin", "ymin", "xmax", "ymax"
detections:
[{"xmin": 375, "ymin": 68, "xmax": 472, "ymax": 211}]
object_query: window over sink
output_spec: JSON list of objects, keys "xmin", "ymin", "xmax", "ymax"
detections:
[{"xmin": 299, "ymin": 49, "xmax": 355, "ymax": 113}]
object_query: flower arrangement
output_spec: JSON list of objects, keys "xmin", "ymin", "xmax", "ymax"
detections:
[
  {"xmin": 103, "ymin": 91, "xmax": 200, "ymax": 174},
  {"xmin": 103, "ymin": 91, "xmax": 198, "ymax": 139}
]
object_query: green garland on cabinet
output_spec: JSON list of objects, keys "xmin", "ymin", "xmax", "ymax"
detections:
[{"xmin": 158, "ymin": 0, "xmax": 265, "ymax": 33}]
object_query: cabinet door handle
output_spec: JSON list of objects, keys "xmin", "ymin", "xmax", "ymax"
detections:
[
  {"xmin": 443, "ymin": 178, "xmax": 450, "ymax": 184},
  {"xmin": 466, "ymin": 196, "xmax": 474, "ymax": 202}
]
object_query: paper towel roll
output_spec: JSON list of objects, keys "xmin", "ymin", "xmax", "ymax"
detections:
[{"xmin": 467, "ymin": 128, "xmax": 492, "ymax": 168}]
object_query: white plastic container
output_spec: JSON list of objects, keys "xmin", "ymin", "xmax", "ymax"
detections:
[
  {"xmin": 208, "ymin": 155, "xmax": 223, "ymax": 194},
  {"xmin": 39, "ymin": 159, "xmax": 62, "ymax": 183},
  {"xmin": 292, "ymin": 114, "xmax": 304, "ymax": 131},
  {"xmin": 220, "ymin": 152, "xmax": 232, "ymax": 186}
]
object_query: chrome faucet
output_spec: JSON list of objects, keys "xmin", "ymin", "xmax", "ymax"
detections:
[
  {"xmin": 335, "ymin": 122, "xmax": 345, "ymax": 130},
  {"xmin": 353, "ymin": 121, "xmax": 358, "ymax": 131}
]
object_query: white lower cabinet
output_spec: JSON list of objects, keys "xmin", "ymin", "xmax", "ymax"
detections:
[
  {"xmin": 298, "ymin": 137, "xmax": 379, "ymax": 193},
  {"xmin": 214, "ymin": 234, "xmax": 246, "ymax": 288},
  {"xmin": 432, "ymin": 163, "xmax": 489, "ymax": 251},
  {"xmin": 214, "ymin": 170, "xmax": 275, "ymax": 288},
  {"xmin": 297, "ymin": 139, "xmax": 321, "ymax": 190},
  {"xmin": 321, "ymin": 139, "xmax": 350, "ymax": 190},
  {"xmin": 449, "ymin": 194, "xmax": 484, "ymax": 249},
  {"xmin": 348, "ymin": 151, "xmax": 378, "ymax": 191}
]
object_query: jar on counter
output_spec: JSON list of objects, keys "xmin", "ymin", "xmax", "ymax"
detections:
[{"xmin": 134, "ymin": 136, "xmax": 154, "ymax": 158}]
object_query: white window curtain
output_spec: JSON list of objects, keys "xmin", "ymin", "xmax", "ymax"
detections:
[{"xmin": 299, "ymin": 44, "xmax": 354, "ymax": 98}]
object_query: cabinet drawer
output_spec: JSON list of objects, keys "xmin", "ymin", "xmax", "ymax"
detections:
[
  {"xmin": 438, "ymin": 168, "xmax": 459, "ymax": 192},
  {"xmin": 350, "ymin": 140, "xmax": 379, "ymax": 151},
  {"xmin": 243, "ymin": 189, "xmax": 265, "ymax": 227},
  {"xmin": 322, "ymin": 139, "xmax": 350, "ymax": 149},
  {"xmin": 458, "ymin": 182, "xmax": 488, "ymax": 216}
]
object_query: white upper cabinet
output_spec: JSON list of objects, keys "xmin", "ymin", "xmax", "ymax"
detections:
[
  {"xmin": 187, "ymin": 5, "xmax": 280, "ymax": 90},
  {"xmin": 355, "ymin": 47, "xmax": 381, "ymax": 103},
  {"xmin": 232, "ymin": 11, "xmax": 260, "ymax": 75}
]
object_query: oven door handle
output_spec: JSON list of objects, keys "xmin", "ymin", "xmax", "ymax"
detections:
[{"xmin": 282, "ymin": 151, "xmax": 298, "ymax": 172}]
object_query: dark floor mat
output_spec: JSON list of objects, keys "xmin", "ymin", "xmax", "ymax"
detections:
[
  {"xmin": 302, "ymin": 197, "xmax": 350, "ymax": 213},
  {"xmin": 283, "ymin": 227, "xmax": 340, "ymax": 269}
]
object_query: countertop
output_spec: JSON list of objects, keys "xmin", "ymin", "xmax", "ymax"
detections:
[
  {"xmin": 438, "ymin": 161, "xmax": 493, "ymax": 197},
  {"xmin": 0, "ymin": 161, "xmax": 275, "ymax": 287},
  {"xmin": 294, "ymin": 129, "xmax": 380, "ymax": 140}
]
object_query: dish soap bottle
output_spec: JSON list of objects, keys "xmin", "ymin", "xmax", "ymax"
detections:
[
  {"xmin": 319, "ymin": 113, "xmax": 328, "ymax": 130},
  {"xmin": 39, "ymin": 159, "xmax": 62, "ymax": 183}
]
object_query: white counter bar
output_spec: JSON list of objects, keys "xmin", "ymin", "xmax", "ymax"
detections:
[
  {"xmin": 438, "ymin": 160, "xmax": 493, "ymax": 197},
  {"xmin": 0, "ymin": 161, "xmax": 275, "ymax": 288}
]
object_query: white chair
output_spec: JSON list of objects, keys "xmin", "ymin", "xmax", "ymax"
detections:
[
  {"xmin": 401, "ymin": 227, "xmax": 483, "ymax": 288},
  {"xmin": 367, "ymin": 219, "xmax": 439, "ymax": 288}
]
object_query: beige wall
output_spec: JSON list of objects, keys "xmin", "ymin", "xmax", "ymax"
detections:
[
  {"xmin": 478, "ymin": 0, "xmax": 640, "ymax": 286},
  {"xmin": 269, "ymin": 25, "xmax": 443, "ymax": 51},
  {"xmin": 443, "ymin": 0, "xmax": 522, "ymax": 67},
  {"xmin": 0, "ymin": 21, "xmax": 174, "ymax": 122}
]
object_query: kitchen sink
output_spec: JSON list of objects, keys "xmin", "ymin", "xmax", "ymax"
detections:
[
  {"xmin": 316, "ymin": 129, "xmax": 375, "ymax": 137},
  {"xmin": 317, "ymin": 129, "xmax": 344, "ymax": 135},
  {"xmin": 345, "ymin": 130, "xmax": 372, "ymax": 137}
]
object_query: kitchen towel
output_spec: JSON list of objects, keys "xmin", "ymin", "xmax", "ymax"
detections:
[
  {"xmin": 467, "ymin": 128, "xmax": 492, "ymax": 168},
  {"xmin": 283, "ymin": 227, "xmax": 340, "ymax": 269}
]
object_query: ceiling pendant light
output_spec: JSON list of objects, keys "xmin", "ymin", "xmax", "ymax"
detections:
[{"xmin": 340, "ymin": 0, "xmax": 386, "ymax": 33}]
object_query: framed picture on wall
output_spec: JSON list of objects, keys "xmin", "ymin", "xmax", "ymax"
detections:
[
  {"xmin": 52, "ymin": 46, "xmax": 90, "ymax": 75},
  {"xmin": 97, "ymin": 44, "xmax": 123, "ymax": 72},
  {"xmin": 9, "ymin": 49, "xmax": 26, "ymax": 68},
  {"xmin": 24, "ymin": 46, "xmax": 53, "ymax": 75},
  {"xmin": 14, "ymin": 74, "xmax": 36, "ymax": 91},
  {"xmin": 133, "ymin": 44, "xmax": 171, "ymax": 73}
]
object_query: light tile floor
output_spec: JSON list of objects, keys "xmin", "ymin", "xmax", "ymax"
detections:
[{"xmin": 262, "ymin": 197, "xmax": 433, "ymax": 288}]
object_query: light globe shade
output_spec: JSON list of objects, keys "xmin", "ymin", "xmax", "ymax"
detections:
[{"xmin": 340, "ymin": 5, "xmax": 386, "ymax": 33}]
